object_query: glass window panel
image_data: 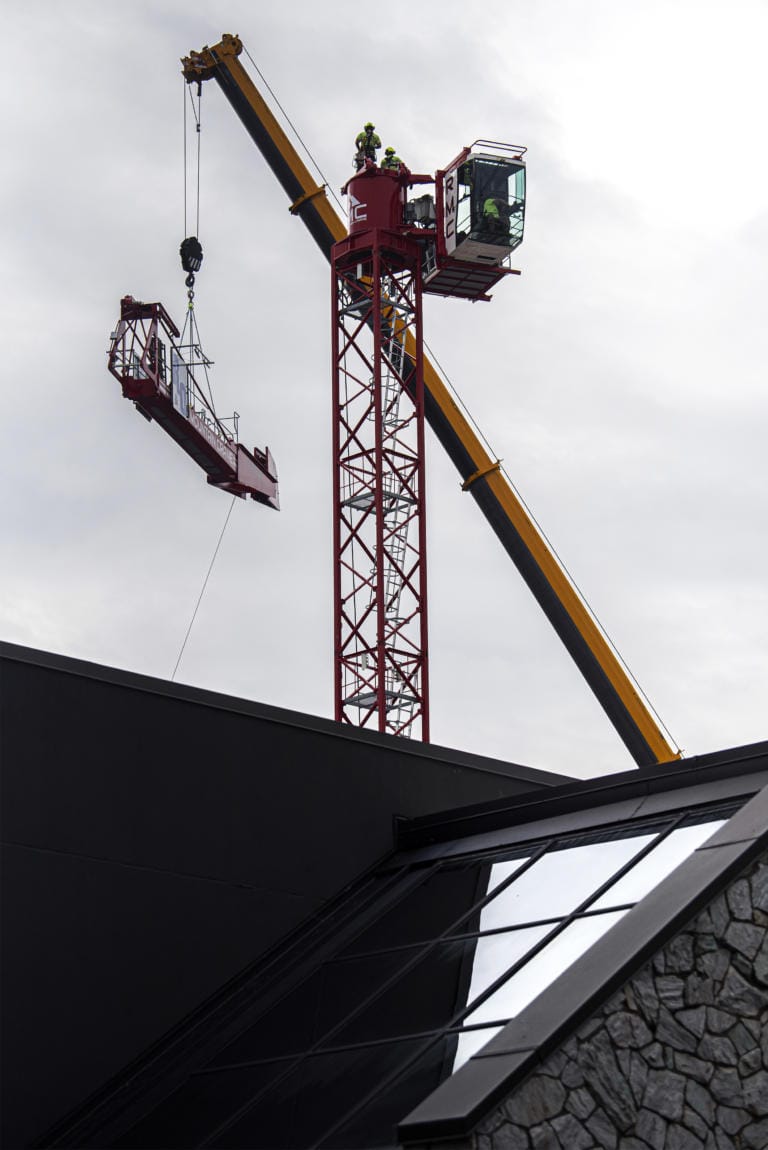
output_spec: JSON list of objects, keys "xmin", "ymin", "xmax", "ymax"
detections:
[
  {"xmin": 453, "ymin": 1025, "xmax": 504, "ymax": 1071},
  {"xmin": 473, "ymin": 836, "xmax": 656, "ymax": 932},
  {"xmin": 486, "ymin": 856, "xmax": 531, "ymax": 893},
  {"xmin": 315, "ymin": 950, "xmax": 422, "ymax": 1040},
  {"xmin": 328, "ymin": 938, "xmax": 479, "ymax": 1047},
  {"xmin": 462, "ymin": 924, "xmax": 552, "ymax": 1007},
  {"xmin": 340, "ymin": 861, "xmax": 492, "ymax": 954},
  {"xmin": 216, "ymin": 1040, "xmax": 427, "ymax": 1150},
  {"xmin": 211, "ymin": 951, "xmax": 413, "ymax": 1068},
  {"xmin": 209, "ymin": 971, "xmax": 325, "ymax": 1065},
  {"xmin": 112, "ymin": 1063, "xmax": 284, "ymax": 1149},
  {"xmin": 317, "ymin": 1036, "xmax": 456, "ymax": 1149},
  {"xmin": 464, "ymin": 910, "xmax": 628, "ymax": 1026},
  {"xmin": 592, "ymin": 820, "xmax": 726, "ymax": 909}
]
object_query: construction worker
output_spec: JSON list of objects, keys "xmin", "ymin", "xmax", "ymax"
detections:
[
  {"xmin": 482, "ymin": 196, "xmax": 510, "ymax": 235},
  {"xmin": 354, "ymin": 122, "xmax": 381, "ymax": 170},
  {"xmin": 380, "ymin": 147, "xmax": 402, "ymax": 170}
]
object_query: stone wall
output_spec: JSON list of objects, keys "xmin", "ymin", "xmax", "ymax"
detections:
[{"xmin": 471, "ymin": 851, "xmax": 768, "ymax": 1150}]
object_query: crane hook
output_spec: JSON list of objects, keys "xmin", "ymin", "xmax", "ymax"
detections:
[{"xmin": 180, "ymin": 235, "xmax": 203, "ymax": 303}]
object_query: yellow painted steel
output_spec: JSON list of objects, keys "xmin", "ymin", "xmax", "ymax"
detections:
[
  {"xmin": 289, "ymin": 185, "xmax": 327, "ymax": 215},
  {"xmin": 184, "ymin": 36, "xmax": 680, "ymax": 766},
  {"xmin": 462, "ymin": 460, "xmax": 502, "ymax": 491}
]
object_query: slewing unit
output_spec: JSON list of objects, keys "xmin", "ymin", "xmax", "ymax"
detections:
[{"xmin": 107, "ymin": 296, "xmax": 279, "ymax": 508}]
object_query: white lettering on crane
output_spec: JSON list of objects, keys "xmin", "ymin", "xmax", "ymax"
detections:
[
  {"xmin": 444, "ymin": 171, "xmax": 457, "ymax": 254},
  {"xmin": 349, "ymin": 192, "xmax": 368, "ymax": 223}
]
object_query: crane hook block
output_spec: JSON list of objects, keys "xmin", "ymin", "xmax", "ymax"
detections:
[{"xmin": 180, "ymin": 236, "xmax": 203, "ymax": 275}]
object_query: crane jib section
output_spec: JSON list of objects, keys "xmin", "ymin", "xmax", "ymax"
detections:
[
  {"xmin": 181, "ymin": 34, "xmax": 680, "ymax": 768},
  {"xmin": 108, "ymin": 296, "xmax": 279, "ymax": 508}
]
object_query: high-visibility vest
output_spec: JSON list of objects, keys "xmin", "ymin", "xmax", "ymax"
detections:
[
  {"xmin": 356, "ymin": 130, "xmax": 381, "ymax": 150},
  {"xmin": 483, "ymin": 197, "xmax": 500, "ymax": 219}
]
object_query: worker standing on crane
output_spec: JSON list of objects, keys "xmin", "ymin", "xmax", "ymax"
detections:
[
  {"xmin": 354, "ymin": 122, "xmax": 381, "ymax": 170},
  {"xmin": 380, "ymin": 147, "xmax": 402, "ymax": 170}
]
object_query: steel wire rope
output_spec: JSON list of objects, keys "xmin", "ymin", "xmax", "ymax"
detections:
[
  {"xmin": 195, "ymin": 82, "xmax": 202, "ymax": 237},
  {"xmin": 172, "ymin": 84, "xmax": 241, "ymax": 683},
  {"xmin": 181, "ymin": 81, "xmax": 202, "ymax": 233},
  {"xmin": 171, "ymin": 496, "xmax": 237, "ymax": 681},
  {"xmin": 180, "ymin": 80, "xmax": 221, "ymax": 425},
  {"xmin": 183, "ymin": 78, "xmax": 187, "ymax": 237},
  {"xmin": 241, "ymin": 45, "xmax": 348, "ymax": 220},
  {"xmin": 422, "ymin": 339, "xmax": 681, "ymax": 754}
]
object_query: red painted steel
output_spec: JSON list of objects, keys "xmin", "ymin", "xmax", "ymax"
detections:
[
  {"xmin": 107, "ymin": 296, "xmax": 279, "ymax": 508},
  {"xmin": 332, "ymin": 205, "xmax": 429, "ymax": 740},
  {"xmin": 346, "ymin": 167, "xmax": 406, "ymax": 235}
]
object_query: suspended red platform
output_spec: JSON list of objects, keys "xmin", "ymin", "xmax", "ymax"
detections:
[{"xmin": 107, "ymin": 296, "xmax": 278, "ymax": 509}]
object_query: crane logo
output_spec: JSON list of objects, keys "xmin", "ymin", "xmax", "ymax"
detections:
[
  {"xmin": 443, "ymin": 171, "xmax": 457, "ymax": 254},
  {"xmin": 349, "ymin": 192, "xmax": 368, "ymax": 224}
]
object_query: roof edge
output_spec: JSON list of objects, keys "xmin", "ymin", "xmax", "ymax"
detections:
[
  {"xmin": 0, "ymin": 639, "xmax": 571, "ymax": 789},
  {"xmin": 397, "ymin": 739, "xmax": 768, "ymax": 849}
]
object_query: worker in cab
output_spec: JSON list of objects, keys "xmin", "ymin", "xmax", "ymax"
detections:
[
  {"xmin": 481, "ymin": 196, "xmax": 511, "ymax": 236},
  {"xmin": 355, "ymin": 122, "xmax": 381, "ymax": 170},
  {"xmin": 380, "ymin": 147, "xmax": 402, "ymax": 170}
]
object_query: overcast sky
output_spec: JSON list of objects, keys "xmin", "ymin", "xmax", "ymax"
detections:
[{"xmin": 2, "ymin": 0, "xmax": 766, "ymax": 779}]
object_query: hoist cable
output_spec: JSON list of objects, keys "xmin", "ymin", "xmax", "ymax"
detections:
[
  {"xmin": 183, "ymin": 79, "xmax": 188, "ymax": 237},
  {"xmin": 183, "ymin": 82, "xmax": 203, "ymax": 238},
  {"xmin": 195, "ymin": 83, "xmax": 202, "ymax": 237},
  {"xmin": 171, "ymin": 496, "xmax": 237, "ymax": 681},
  {"xmin": 241, "ymin": 45, "xmax": 347, "ymax": 219}
]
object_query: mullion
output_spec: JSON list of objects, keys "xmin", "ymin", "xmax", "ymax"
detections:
[
  {"xmin": 309, "ymin": 1031, "xmax": 457, "ymax": 1150},
  {"xmin": 200, "ymin": 1025, "xmax": 499, "ymax": 1068},
  {"xmin": 201, "ymin": 864, "xmax": 421, "ymax": 1053},
  {"xmin": 450, "ymin": 900, "xmax": 638, "ymax": 942},
  {"xmin": 199, "ymin": 848, "xmax": 548, "ymax": 1147},
  {"xmin": 314, "ymin": 817, "xmax": 694, "ymax": 1147},
  {"xmin": 201, "ymin": 812, "xmax": 688, "ymax": 1148},
  {"xmin": 329, "ymin": 858, "xmax": 454, "ymax": 954},
  {"xmin": 448, "ymin": 813, "xmax": 687, "ymax": 1028},
  {"xmin": 340, "ymin": 897, "xmax": 639, "ymax": 960}
]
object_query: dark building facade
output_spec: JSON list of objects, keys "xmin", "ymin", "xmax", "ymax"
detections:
[{"xmin": 1, "ymin": 641, "xmax": 766, "ymax": 1148}]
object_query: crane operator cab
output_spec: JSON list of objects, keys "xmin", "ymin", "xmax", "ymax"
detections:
[{"xmin": 421, "ymin": 141, "xmax": 526, "ymax": 301}]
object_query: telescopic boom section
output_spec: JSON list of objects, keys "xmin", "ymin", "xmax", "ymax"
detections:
[
  {"xmin": 108, "ymin": 296, "xmax": 279, "ymax": 508},
  {"xmin": 182, "ymin": 33, "xmax": 680, "ymax": 767}
]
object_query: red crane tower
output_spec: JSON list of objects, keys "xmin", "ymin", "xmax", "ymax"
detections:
[{"xmin": 334, "ymin": 147, "xmax": 526, "ymax": 739}]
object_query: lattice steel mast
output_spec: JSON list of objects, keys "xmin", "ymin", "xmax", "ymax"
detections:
[{"xmin": 332, "ymin": 188, "xmax": 428, "ymax": 738}]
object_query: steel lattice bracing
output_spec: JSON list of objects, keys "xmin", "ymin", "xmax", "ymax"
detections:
[{"xmin": 332, "ymin": 233, "xmax": 429, "ymax": 739}]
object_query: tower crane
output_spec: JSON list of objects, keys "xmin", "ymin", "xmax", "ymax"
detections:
[{"xmin": 176, "ymin": 34, "xmax": 679, "ymax": 768}]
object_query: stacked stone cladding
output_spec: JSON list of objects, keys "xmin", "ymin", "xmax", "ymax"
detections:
[{"xmin": 470, "ymin": 851, "xmax": 768, "ymax": 1150}]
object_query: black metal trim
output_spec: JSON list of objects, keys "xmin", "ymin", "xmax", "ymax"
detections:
[{"xmin": 397, "ymin": 740, "xmax": 768, "ymax": 848}]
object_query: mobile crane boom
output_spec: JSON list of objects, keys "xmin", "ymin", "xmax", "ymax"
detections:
[{"xmin": 182, "ymin": 34, "xmax": 680, "ymax": 768}]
